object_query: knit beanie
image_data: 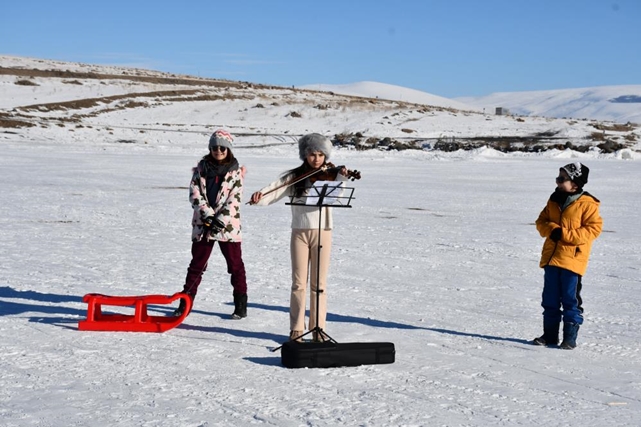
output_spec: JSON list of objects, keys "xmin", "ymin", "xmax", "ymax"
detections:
[
  {"xmin": 209, "ymin": 129, "xmax": 234, "ymax": 152},
  {"xmin": 561, "ymin": 162, "xmax": 589, "ymax": 188},
  {"xmin": 298, "ymin": 133, "xmax": 332, "ymax": 161}
]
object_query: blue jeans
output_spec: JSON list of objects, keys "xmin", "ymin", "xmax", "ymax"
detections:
[{"xmin": 541, "ymin": 265, "xmax": 583, "ymax": 325}]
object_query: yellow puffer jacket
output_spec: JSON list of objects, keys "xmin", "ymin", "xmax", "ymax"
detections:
[{"xmin": 536, "ymin": 192, "xmax": 602, "ymax": 276}]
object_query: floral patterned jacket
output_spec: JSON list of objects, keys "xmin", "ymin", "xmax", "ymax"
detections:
[{"xmin": 189, "ymin": 161, "xmax": 245, "ymax": 242}]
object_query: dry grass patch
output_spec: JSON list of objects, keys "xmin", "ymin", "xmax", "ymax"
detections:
[
  {"xmin": 16, "ymin": 89, "xmax": 203, "ymax": 113},
  {"xmin": 14, "ymin": 79, "xmax": 39, "ymax": 86},
  {"xmin": 591, "ymin": 122, "xmax": 637, "ymax": 132},
  {"xmin": 0, "ymin": 66, "xmax": 248, "ymax": 89},
  {"xmin": 0, "ymin": 118, "xmax": 36, "ymax": 128}
]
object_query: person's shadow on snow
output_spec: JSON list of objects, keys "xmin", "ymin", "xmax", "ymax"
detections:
[
  {"xmin": 247, "ymin": 302, "xmax": 532, "ymax": 346},
  {"xmin": 0, "ymin": 285, "xmax": 85, "ymax": 328},
  {"xmin": 0, "ymin": 286, "xmax": 531, "ymax": 346},
  {"xmin": 0, "ymin": 285, "xmax": 181, "ymax": 330},
  {"xmin": 178, "ymin": 322, "xmax": 285, "ymax": 344}
]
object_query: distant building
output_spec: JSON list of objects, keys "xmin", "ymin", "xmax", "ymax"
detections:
[{"xmin": 495, "ymin": 107, "xmax": 509, "ymax": 116}]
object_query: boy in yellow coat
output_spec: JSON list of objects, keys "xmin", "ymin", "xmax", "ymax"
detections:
[{"xmin": 534, "ymin": 162, "xmax": 602, "ymax": 349}]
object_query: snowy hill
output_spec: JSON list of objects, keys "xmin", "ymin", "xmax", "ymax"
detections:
[
  {"xmin": 457, "ymin": 85, "xmax": 641, "ymax": 124},
  {"xmin": 2, "ymin": 55, "xmax": 640, "ymax": 155},
  {"xmin": 301, "ymin": 81, "xmax": 641, "ymax": 125},
  {"xmin": 301, "ymin": 81, "xmax": 477, "ymax": 112}
]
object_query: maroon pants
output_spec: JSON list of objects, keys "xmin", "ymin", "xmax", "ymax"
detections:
[{"xmin": 182, "ymin": 239, "xmax": 247, "ymax": 297}]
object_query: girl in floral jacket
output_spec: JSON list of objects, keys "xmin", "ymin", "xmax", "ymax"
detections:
[
  {"xmin": 533, "ymin": 162, "xmax": 602, "ymax": 349},
  {"xmin": 174, "ymin": 130, "xmax": 248, "ymax": 319}
]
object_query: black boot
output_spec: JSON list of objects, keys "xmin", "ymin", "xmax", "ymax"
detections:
[
  {"xmin": 231, "ymin": 293, "xmax": 247, "ymax": 319},
  {"xmin": 173, "ymin": 293, "xmax": 193, "ymax": 317},
  {"xmin": 533, "ymin": 318, "xmax": 560, "ymax": 346},
  {"xmin": 560, "ymin": 322, "xmax": 580, "ymax": 350}
]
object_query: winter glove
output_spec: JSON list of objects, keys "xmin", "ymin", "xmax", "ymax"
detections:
[
  {"xmin": 549, "ymin": 228, "xmax": 562, "ymax": 242},
  {"xmin": 203, "ymin": 216, "xmax": 225, "ymax": 234}
]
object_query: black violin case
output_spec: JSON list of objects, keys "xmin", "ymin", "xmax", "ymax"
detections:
[{"xmin": 281, "ymin": 340, "xmax": 395, "ymax": 369}]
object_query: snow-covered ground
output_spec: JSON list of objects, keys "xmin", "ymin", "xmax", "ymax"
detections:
[
  {"xmin": 1, "ymin": 56, "xmax": 641, "ymax": 426},
  {"xmin": 1, "ymin": 136, "xmax": 640, "ymax": 426}
]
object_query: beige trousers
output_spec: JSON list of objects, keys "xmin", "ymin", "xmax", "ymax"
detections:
[{"xmin": 290, "ymin": 228, "xmax": 332, "ymax": 331}]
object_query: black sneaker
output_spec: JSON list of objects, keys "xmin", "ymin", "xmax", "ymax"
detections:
[
  {"xmin": 559, "ymin": 341, "xmax": 577, "ymax": 350},
  {"xmin": 533, "ymin": 336, "xmax": 547, "ymax": 346},
  {"xmin": 532, "ymin": 336, "xmax": 558, "ymax": 346}
]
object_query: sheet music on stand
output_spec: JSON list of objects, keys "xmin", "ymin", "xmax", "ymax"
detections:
[{"xmin": 304, "ymin": 180, "xmax": 354, "ymax": 207}]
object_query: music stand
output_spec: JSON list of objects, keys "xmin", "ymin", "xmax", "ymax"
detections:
[{"xmin": 271, "ymin": 180, "xmax": 354, "ymax": 351}]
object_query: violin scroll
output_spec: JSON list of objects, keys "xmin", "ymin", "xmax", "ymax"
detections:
[{"xmin": 344, "ymin": 168, "xmax": 361, "ymax": 181}]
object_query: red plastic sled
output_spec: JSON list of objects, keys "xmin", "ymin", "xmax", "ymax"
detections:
[{"xmin": 78, "ymin": 292, "xmax": 191, "ymax": 332}]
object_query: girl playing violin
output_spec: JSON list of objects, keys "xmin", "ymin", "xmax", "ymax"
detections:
[{"xmin": 250, "ymin": 133, "xmax": 350, "ymax": 342}]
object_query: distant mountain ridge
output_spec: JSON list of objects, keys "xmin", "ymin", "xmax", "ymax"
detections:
[
  {"xmin": 6, "ymin": 55, "xmax": 637, "ymax": 123},
  {"xmin": 300, "ymin": 81, "xmax": 477, "ymax": 112},
  {"xmin": 304, "ymin": 80, "xmax": 641, "ymax": 124},
  {"xmin": 2, "ymin": 55, "xmax": 640, "ymax": 155},
  {"xmin": 456, "ymin": 85, "xmax": 641, "ymax": 124}
]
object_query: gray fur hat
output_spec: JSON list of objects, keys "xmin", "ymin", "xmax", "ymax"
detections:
[
  {"xmin": 209, "ymin": 129, "xmax": 234, "ymax": 152},
  {"xmin": 298, "ymin": 133, "xmax": 332, "ymax": 161}
]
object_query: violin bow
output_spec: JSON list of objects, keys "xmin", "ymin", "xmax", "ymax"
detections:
[{"xmin": 248, "ymin": 164, "xmax": 336, "ymax": 204}]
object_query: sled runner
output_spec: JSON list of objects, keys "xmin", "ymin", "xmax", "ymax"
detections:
[{"xmin": 78, "ymin": 292, "xmax": 191, "ymax": 332}]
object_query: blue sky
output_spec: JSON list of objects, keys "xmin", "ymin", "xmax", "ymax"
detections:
[{"xmin": 2, "ymin": 0, "xmax": 639, "ymax": 98}]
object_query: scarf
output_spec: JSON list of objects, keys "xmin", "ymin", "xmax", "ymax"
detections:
[
  {"xmin": 550, "ymin": 188, "xmax": 584, "ymax": 211},
  {"xmin": 200, "ymin": 157, "xmax": 239, "ymax": 205}
]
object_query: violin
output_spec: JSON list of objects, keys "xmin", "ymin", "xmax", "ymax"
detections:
[
  {"xmin": 248, "ymin": 162, "xmax": 361, "ymax": 205},
  {"xmin": 310, "ymin": 162, "xmax": 362, "ymax": 183}
]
